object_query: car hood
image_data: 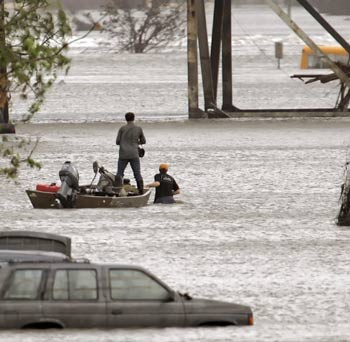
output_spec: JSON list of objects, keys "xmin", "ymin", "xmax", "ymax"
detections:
[{"xmin": 182, "ymin": 297, "xmax": 252, "ymax": 314}]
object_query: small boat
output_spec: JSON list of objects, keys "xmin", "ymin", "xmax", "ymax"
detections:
[
  {"xmin": 26, "ymin": 161, "xmax": 151, "ymax": 209},
  {"xmin": 26, "ymin": 188, "xmax": 151, "ymax": 209}
]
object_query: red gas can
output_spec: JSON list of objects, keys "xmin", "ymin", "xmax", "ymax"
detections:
[{"xmin": 36, "ymin": 183, "xmax": 60, "ymax": 193}]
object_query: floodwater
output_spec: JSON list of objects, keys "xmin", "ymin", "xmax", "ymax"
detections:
[
  {"xmin": 2, "ymin": 118, "xmax": 350, "ymax": 342},
  {"xmin": 2, "ymin": 4, "xmax": 350, "ymax": 342}
]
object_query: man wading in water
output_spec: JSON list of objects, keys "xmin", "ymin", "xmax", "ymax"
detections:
[
  {"xmin": 147, "ymin": 163, "xmax": 180, "ymax": 204},
  {"xmin": 116, "ymin": 112, "xmax": 146, "ymax": 195}
]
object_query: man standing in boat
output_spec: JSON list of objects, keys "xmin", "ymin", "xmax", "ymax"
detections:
[
  {"xmin": 147, "ymin": 163, "xmax": 180, "ymax": 204},
  {"xmin": 116, "ymin": 112, "xmax": 146, "ymax": 195}
]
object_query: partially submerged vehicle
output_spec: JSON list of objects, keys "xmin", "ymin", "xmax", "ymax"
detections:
[
  {"xmin": 0, "ymin": 231, "xmax": 253, "ymax": 329},
  {"xmin": 337, "ymin": 161, "xmax": 350, "ymax": 226},
  {"xmin": 300, "ymin": 45, "xmax": 349, "ymax": 69},
  {"xmin": 26, "ymin": 161, "xmax": 151, "ymax": 209}
]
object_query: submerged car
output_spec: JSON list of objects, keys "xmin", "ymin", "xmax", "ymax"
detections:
[{"xmin": 0, "ymin": 231, "xmax": 253, "ymax": 329}]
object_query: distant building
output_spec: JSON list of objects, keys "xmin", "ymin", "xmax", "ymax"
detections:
[
  {"xmin": 309, "ymin": 0, "xmax": 350, "ymax": 15},
  {"xmin": 59, "ymin": 0, "xmax": 168, "ymax": 12},
  {"xmin": 60, "ymin": 0, "xmax": 189, "ymax": 12},
  {"xmin": 58, "ymin": 0, "xmax": 350, "ymax": 15}
]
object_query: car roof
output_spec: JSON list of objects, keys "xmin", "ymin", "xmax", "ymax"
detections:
[
  {"xmin": 0, "ymin": 231, "xmax": 71, "ymax": 258},
  {"xmin": 0, "ymin": 232, "xmax": 157, "ymax": 277},
  {"xmin": 0, "ymin": 250, "xmax": 71, "ymax": 263},
  {"xmin": 0, "ymin": 231, "xmax": 73, "ymax": 265}
]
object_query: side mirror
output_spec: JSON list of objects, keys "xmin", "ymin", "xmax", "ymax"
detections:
[
  {"xmin": 178, "ymin": 291, "xmax": 192, "ymax": 301},
  {"xmin": 164, "ymin": 290, "xmax": 176, "ymax": 302}
]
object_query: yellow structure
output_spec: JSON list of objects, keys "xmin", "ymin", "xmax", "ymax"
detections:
[{"xmin": 300, "ymin": 45, "xmax": 350, "ymax": 69}]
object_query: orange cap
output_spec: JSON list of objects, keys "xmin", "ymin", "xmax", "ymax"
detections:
[{"xmin": 159, "ymin": 163, "xmax": 169, "ymax": 170}]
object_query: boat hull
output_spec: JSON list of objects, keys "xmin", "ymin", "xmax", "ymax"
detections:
[{"xmin": 26, "ymin": 189, "xmax": 151, "ymax": 209}]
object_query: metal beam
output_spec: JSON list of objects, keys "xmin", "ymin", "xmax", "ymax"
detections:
[
  {"xmin": 187, "ymin": 0, "xmax": 200, "ymax": 116},
  {"xmin": 222, "ymin": 0, "xmax": 233, "ymax": 111},
  {"xmin": 195, "ymin": 0, "xmax": 215, "ymax": 111},
  {"xmin": 210, "ymin": 0, "xmax": 224, "ymax": 101},
  {"xmin": 266, "ymin": 0, "xmax": 350, "ymax": 88},
  {"xmin": 296, "ymin": 0, "xmax": 350, "ymax": 52}
]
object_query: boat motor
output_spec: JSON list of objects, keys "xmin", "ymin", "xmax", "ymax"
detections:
[{"xmin": 56, "ymin": 161, "xmax": 79, "ymax": 208}]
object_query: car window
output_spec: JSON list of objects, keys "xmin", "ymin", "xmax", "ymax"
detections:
[
  {"xmin": 3, "ymin": 269, "xmax": 43, "ymax": 300},
  {"xmin": 109, "ymin": 269, "xmax": 169, "ymax": 301},
  {"xmin": 53, "ymin": 269, "xmax": 97, "ymax": 300}
]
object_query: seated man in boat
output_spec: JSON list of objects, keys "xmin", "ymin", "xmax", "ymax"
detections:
[{"xmin": 146, "ymin": 163, "xmax": 180, "ymax": 204}]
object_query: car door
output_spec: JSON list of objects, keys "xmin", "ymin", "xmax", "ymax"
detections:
[
  {"xmin": 106, "ymin": 267, "xmax": 185, "ymax": 328},
  {"xmin": 0, "ymin": 268, "xmax": 47, "ymax": 329},
  {"xmin": 42, "ymin": 265, "xmax": 107, "ymax": 328}
]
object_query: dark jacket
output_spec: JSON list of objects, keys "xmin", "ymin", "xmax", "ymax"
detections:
[
  {"xmin": 154, "ymin": 173, "xmax": 179, "ymax": 203},
  {"xmin": 116, "ymin": 122, "xmax": 146, "ymax": 159}
]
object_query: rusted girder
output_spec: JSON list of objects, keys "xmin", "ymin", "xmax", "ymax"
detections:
[
  {"xmin": 210, "ymin": 0, "xmax": 223, "ymax": 101},
  {"xmin": 187, "ymin": 0, "xmax": 200, "ymax": 117},
  {"xmin": 195, "ymin": 0, "xmax": 215, "ymax": 112},
  {"xmin": 291, "ymin": 63, "xmax": 350, "ymax": 84}
]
